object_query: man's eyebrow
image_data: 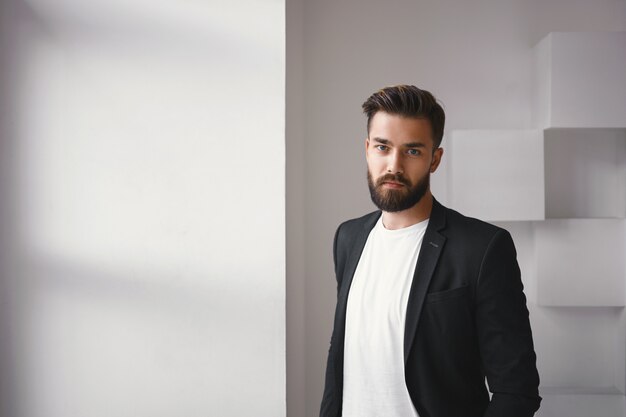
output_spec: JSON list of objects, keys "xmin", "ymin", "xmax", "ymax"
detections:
[
  {"xmin": 372, "ymin": 137, "xmax": 390, "ymax": 144},
  {"xmin": 403, "ymin": 142, "xmax": 427, "ymax": 148},
  {"xmin": 372, "ymin": 137, "xmax": 427, "ymax": 148}
]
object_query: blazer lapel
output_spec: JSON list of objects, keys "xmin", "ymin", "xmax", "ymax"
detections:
[
  {"xmin": 337, "ymin": 212, "xmax": 381, "ymax": 305},
  {"xmin": 404, "ymin": 199, "xmax": 447, "ymax": 363},
  {"xmin": 334, "ymin": 211, "xmax": 381, "ymax": 390}
]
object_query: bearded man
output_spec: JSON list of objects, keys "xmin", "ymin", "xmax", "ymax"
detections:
[{"xmin": 319, "ymin": 85, "xmax": 541, "ymax": 417}]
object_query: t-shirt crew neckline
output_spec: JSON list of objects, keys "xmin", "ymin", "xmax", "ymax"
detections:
[{"xmin": 379, "ymin": 215, "xmax": 430, "ymax": 235}]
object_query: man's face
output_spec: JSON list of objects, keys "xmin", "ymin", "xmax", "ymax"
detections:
[{"xmin": 366, "ymin": 111, "xmax": 442, "ymax": 213}]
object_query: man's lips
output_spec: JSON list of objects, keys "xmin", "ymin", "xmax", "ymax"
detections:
[{"xmin": 382, "ymin": 181, "xmax": 405, "ymax": 188}]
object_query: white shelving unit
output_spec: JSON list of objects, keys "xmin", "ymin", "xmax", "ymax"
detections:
[
  {"xmin": 448, "ymin": 127, "xmax": 626, "ymax": 222},
  {"xmin": 449, "ymin": 31, "xmax": 626, "ymax": 415},
  {"xmin": 537, "ymin": 393, "xmax": 625, "ymax": 417},
  {"xmin": 544, "ymin": 128, "xmax": 626, "ymax": 219},
  {"xmin": 532, "ymin": 32, "xmax": 626, "ymax": 130},
  {"xmin": 534, "ymin": 220, "xmax": 625, "ymax": 307},
  {"xmin": 531, "ymin": 306, "xmax": 625, "ymax": 391}
]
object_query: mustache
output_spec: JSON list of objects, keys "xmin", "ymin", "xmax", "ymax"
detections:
[{"xmin": 376, "ymin": 173, "xmax": 411, "ymax": 187}]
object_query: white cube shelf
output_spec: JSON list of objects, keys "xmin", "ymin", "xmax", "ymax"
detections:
[
  {"xmin": 536, "ymin": 393, "xmax": 625, "ymax": 417},
  {"xmin": 544, "ymin": 128, "xmax": 626, "ymax": 219},
  {"xmin": 534, "ymin": 219, "xmax": 626, "ymax": 307},
  {"xmin": 532, "ymin": 32, "xmax": 626, "ymax": 129},
  {"xmin": 531, "ymin": 305, "xmax": 625, "ymax": 392},
  {"xmin": 448, "ymin": 130, "xmax": 544, "ymax": 222}
]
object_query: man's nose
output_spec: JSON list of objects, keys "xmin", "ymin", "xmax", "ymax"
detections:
[{"xmin": 386, "ymin": 151, "xmax": 404, "ymax": 174}]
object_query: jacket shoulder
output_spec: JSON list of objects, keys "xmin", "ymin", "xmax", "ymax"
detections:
[
  {"xmin": 336, "ymin": 210, "xmax": 381, "ymax": 237},
  {"xmin": 439, "ymin": 204, "xmax": 513, "ymax": 250},
  {"xmin": 332, "ymin": 211, "xmax": 380, "ymax": 275}
]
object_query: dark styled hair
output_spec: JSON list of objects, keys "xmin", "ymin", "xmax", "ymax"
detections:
[{"xmin": 362, "ymin": 85, "xmax": 445, "ymax": 148}]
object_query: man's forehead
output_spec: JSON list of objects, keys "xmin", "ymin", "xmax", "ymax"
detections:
[
  {"xmin": 368, "ymin": 113, "xmax": 434, "ymax": 146},
  {"xmin": 370, "ymin": 111, "xmax": 432, "ymax": 130}
]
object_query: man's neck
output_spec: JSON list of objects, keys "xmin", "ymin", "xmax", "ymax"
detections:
[{"xmin": 381, "ymin": 192, "xmax": 434, "ymax": 230}]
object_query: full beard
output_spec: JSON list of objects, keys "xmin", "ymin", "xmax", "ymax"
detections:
[{"xmin": 367, "ymin": 170, "xmax": 430, "ymax": 213}]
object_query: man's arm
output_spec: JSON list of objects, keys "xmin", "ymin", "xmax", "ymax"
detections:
[
  {"xmin": 475, "ymin": 229, "xmax": 541, "ymax": 417},
  {"xmin": 319, "ymin": 223, "xmax": 344, "ymax": 417}
]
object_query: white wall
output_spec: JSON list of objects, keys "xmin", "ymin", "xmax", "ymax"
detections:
[
  {"xmin": 1, "ymin": 1, "xmax": 285, "ymax": 416},
  {"xmin": 286, "ymin": 0, "xmax": 626, "ymax": 416}
]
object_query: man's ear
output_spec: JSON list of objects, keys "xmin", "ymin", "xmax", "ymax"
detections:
[
  {"xmin": 365, "ymin": 138, "xmax": 370, "ymax": 160},
  {"xmin": 430, "ymin": 147, "xmax": 444, "ymax": 173}
]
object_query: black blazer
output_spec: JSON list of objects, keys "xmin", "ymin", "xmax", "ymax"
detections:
[{"xmin": 320, "ymin": 199, "xmax": 541, "ymax": 417}]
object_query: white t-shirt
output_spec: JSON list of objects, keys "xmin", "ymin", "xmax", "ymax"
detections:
[{"xmin": 342, "ymin": 215, "xmax": 429, "ymax": 417}]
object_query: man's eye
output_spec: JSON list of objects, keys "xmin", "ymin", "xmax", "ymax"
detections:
[
  {"xmin": 375, "ymin": 145, "xmax": 388, "ymax": 151},
  {"xmin": 407, "ymin": 149, "xmax": 421, "ymax": 156}
]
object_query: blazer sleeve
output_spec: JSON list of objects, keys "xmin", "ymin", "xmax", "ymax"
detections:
[
  {"xmin": 319, "ymin": 223, "xmax": 344, "ymax": 417},
  {"xmin": 333, "ymin": 222, "xmax": 343, "ymax": 290},
  {"xmin": 475, "ymin": 229, "xmax": 541, "ymax": 417}
]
